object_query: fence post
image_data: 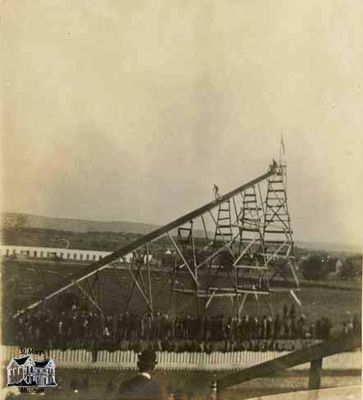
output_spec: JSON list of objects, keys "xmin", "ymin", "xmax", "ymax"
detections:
[{"xmin": 308, "ymin": 358, "xmax": 323, "ymax": 390}]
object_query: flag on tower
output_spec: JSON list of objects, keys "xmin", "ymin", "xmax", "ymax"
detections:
[{"xmin": 280, "ymin": 135, "xmax": 285, "ymax": 155}]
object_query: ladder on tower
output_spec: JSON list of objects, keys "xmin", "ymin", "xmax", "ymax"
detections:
[
  {"xmin": 263, "ymin": 166, "xmax": 293, "ymax": 256},
  {"xmin": 239, "ymin": 186, "xmax": 264, "ymax": 257},
  {"xmin": 213, "ymin": 200, "xmax": 233, "ymax": 246},
  {"xmin": 236, "ymin": 185, "xmax": 269, "ymax": 313},
  {"xmin": 263, "ymin": 163, "xmax": 299, "ymax": 292}
]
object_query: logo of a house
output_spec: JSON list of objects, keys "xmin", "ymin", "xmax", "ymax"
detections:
[{"xmin": 7, "ymin": 355, "xmax": 57, "ymax": 387}]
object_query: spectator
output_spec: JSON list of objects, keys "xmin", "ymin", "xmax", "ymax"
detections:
[
  {"xmin": 117, "ymin": 349, "xmax": 162, "ymax": 400},
  {"xmin": 10, "ymin": 303, "xmax": 346, "ymax": 352}
]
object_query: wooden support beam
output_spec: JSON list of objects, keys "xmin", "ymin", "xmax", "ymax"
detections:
[
  {"xmin": 123, "ymin": 258, "xmax": 153, "ymax": 312},
  {"xmin": 74, "ymin": 281, "xmax": 103, "ymax": 313},
  {"xmin": 217, "ymin": 332, "xmax": 360, "ymax": 391},
  {"xmin": 238, "ymin": 293, "xmax": 248, "ymax": 314},
  {"xmin": 167, "ymin": 232, "xmax": 199, "ymax": 286},
  {"xmin": 205, "ymin": 291, "xmax": 216, "ymax": 309}
]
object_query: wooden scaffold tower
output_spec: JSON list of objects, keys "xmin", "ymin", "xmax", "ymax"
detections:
[{"xmin": 14, "ymin": 159, "xmax": 300, "ymax": 320}]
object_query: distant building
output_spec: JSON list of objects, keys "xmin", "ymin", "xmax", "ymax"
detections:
[
  {"xmin": 0, "ymin": 244, "xmax": 133, "ymax": 263},
  {"xmin": 335, "ymin": 258, "xmax": 344, "ymax": 275},
  {"xmin": 7, "ymin": 355, "xmax": 57, "ymax": 387}
]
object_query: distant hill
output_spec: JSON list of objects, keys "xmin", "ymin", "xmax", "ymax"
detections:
[
  {"xmin": 295, "ymin": 240, "xmax": 361, "ymax": 254},
  {"xmin": 1, "ymin": 212, "xmax": 158, "ymax": 235},
  {"xmin": 1, "ymin": 212, "xmax": 361, "ymax": 254}
]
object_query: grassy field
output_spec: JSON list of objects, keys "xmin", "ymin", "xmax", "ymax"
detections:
[
  {"xmin": 1, "ymin": 258, "xmax": 361, "ymax": 398},
  {"xmin": 2, "ymin": 259, "xmax": 361, "ymax": 325}
]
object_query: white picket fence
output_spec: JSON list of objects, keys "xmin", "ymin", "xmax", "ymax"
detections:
[{"xmin": 1, "ymin": 346, "xmax": 361, "ymax": 371}]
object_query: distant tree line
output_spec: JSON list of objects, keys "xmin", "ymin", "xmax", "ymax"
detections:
[{"xmin": 301, "ymin": 253, "xmax": 362, "ymax": 281}]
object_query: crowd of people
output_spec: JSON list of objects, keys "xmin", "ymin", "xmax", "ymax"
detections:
[{"xmin": 9, "ymin": 303, "xmax": 360, "ymax": 352}]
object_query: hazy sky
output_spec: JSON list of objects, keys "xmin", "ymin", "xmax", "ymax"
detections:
[{"xmin": 2, "ymin": 0, "xmax": 362, "ymax": 246}]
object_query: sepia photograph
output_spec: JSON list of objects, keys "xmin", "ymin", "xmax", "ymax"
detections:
[{"xmin": 1, "ymin": 1, "xmax": 362, "ymax": 399}]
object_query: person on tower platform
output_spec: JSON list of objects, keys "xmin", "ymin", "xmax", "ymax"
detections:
[{"xmin": 270, "ymin": 158, "xmax": 279, "ymax": 172}]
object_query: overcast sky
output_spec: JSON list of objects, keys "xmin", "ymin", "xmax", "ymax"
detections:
[{"xmin": 2, "ymin": 0, "xmax": 362, "ymax": 247}]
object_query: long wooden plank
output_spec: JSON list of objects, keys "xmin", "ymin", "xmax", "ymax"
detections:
[{"xmin": 217, "ymin": 331, "xmax": 361, "ymax": 390}]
